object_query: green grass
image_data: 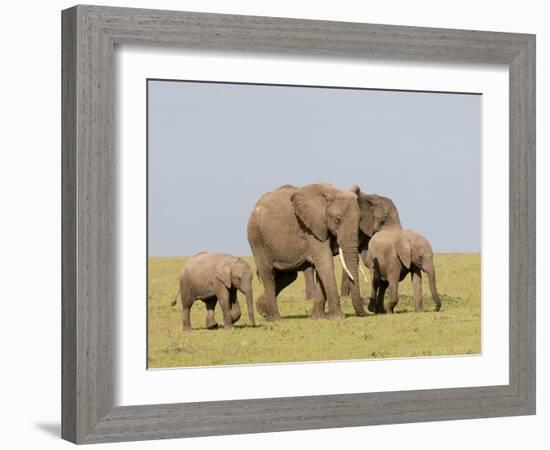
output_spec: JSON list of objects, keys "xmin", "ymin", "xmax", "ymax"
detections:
[{"xmin": 148, "ymin": 254, "xmax": 480, "ymax": 368}]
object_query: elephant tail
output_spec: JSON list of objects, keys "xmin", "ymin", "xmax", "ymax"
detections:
[{"xmin": 170, "ymin": 288, "xmax": 181, "ymax": 307}]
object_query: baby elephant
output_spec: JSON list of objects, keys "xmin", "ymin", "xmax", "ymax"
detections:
[
  {"xmin": 366, "ymin": 229, "xmax": 442, "ymax": 314},
  {"xmin": 171, "ymin": 252, "xmax": 256, "ymax": 331}
]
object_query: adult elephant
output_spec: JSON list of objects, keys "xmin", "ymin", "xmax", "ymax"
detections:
[{"xmin": 247, "ymin": 183, "xmax": 367, "ymax": 321}]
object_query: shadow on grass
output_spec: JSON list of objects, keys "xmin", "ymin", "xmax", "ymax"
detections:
[
  {"xmin": 282, "ymin": 312, "xmax": 376, "ymax": 320},
  {"xmin": 282, "ymin": 312, "xmax": 362, "ymax": 320},
  {"xmin": 344, "ymin": 312, "xmax": 377, "ymax": 318},
  {"xmin": 191, "ymin": 323, "xmax": 265, "ymax": 331},
  {"xmin": 280, "ymin": 313, "xmax": 312, "ymax": 320}
]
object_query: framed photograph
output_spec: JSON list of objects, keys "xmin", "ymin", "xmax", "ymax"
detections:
[{"xmin": 62, "ymin": 5, "xmax": 535, "ymax": 444}]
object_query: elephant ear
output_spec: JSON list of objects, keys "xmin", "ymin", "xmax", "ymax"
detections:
[
  {"xmin": 215, "ymin": 262, "xmax": 232, "ymax": 289},
  {"xmin": 358, "ymin": 195, "xmax": 375, "ymax": 236},
  {"xmin": 291, "ymin": 189, "xmax": 330, "ymax": 241},
  {"xmin": 395, "ymin": 234, "xmax": 412, "ymax": 269}
]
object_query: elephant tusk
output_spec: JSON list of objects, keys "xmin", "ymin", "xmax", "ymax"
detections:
[
  {"xmin": 338, "ymin": 246, "xmax": 354, "ymax": 282},
  {"xmin": 359, "ymin": 260, "xmax": 369, "ymax": 285}
]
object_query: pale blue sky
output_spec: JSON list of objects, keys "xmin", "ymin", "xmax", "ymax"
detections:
[{"xmin": 148, "ymin": 80, "xmax": 481, "ymax": 256}]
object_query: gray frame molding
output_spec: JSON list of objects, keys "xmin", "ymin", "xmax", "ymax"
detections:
[{"xmin": 61, "ymin": 5, "xmax": 536, "ymax": 444}]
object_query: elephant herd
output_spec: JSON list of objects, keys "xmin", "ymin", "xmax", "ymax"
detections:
[{"xmin": 171, "ymin": 183, "xmax": 441, "ymax": 331}]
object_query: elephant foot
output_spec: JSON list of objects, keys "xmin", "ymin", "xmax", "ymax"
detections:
[
  {"xmin": 257, "ymin": 306, "xmax": 281, "ymax": 321},
  {"xmin": 256, "ymin": 300, "xmax": 269, "ymax": 319},
  {"xmin": 310, "ymin": 309, "xmax": 326, "ymax": 320},
  {"xmin": 206, "ymin": 322, "xmax": 219, "ymax": 330},
  {"xmin": 352, "ymin": 298, "xmax": 368, "ymax": 317},
  {"xmin": 434, "ymin": 304, "xmax": 441, "ymax": 312},
  {"xmin": 257, "ymin": 297, "xmax": 281, "ymax": 321},
  {"xmin": 264, "ymin": 312, "xmax": 282, "ymax": 321},
  {"xmin": 326, "ymin": 307, "xmax": 345, "ymax": 320},
  {"xmin": 223, "ymin": 322, "xmax": 235, "ymax": 330}
]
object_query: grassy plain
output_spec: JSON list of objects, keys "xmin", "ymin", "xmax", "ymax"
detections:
[{"xmin": 147, "ymin": 254, "xmax": 480, "ymax": 368}]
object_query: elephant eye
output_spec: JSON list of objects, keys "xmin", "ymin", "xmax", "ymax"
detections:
[{"xmin": 333, "ymin": 215, "xmax": 342, "ymax": 224}]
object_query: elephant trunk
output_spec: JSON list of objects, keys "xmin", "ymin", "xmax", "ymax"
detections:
[
  {"xmin": 243, "ymin": 287, "xmax": 256, "ymax": 327},
  {"xmin": 425, "ymin": 264, "xmax": 442, "ymax": 311},
  {"xmin": 338, "ymin": 246, "xmax": 354, "ymax": 281},
  {"xmin": 341, "ymin": 246, "xmax": 367, "ymax": 317}
]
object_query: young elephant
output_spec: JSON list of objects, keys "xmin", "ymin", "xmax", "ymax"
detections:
[
  {"xmin": 367, "ymin": 229, "xmax": 442, "ymax": 313},
  {"xmin": 171, "ymin": 252, "xmax": 256, "ymax": 331}
]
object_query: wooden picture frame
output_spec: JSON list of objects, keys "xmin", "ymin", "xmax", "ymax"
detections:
[{"xmin": 61, "ymin": 5, "xmax": 536, "ymax": 444}]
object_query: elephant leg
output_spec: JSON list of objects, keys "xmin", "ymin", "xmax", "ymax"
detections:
[
  {"xmin": 248, "ymin": 270, "xmax": 297, "ymax": 321},
  {"xmin": 229, "ymin": 288, "xmax": 242, "ymax": 323},
  {"xmin": 304, "ymin": 267, "xmax": 316, "ymax": 300},
  {"xmin": 340, "ymin": 267, "xmax": 351, "ymax": 297},
  {"xmin": 411, "ymin": 268, "xmax": 424, "ymax": 312},
  {"xmin": 312, "ymin": 247, "xmax": 344, "ymax": 319},
  {"xmin": 385, "ymin": 276, "xmax": 399, "ymax": 313},
  {"xmin": 311, "ymin": 271, "xmax": 327, "ymax": 320},
  {"xmin": 180, "ymin": 286, "xmax": 193, "ymax": 331},
  {"xmin": 216, "ymin": 286, "xmax": 234, "ymax": 330},
  {"xmin": 182, "ymin": 305, "xmax": 192, "ymax": 331},
  {"xmin": 251, "ymin": 247, "xmax": 280, "ymax": 321},
  {"xmin": 256, "ymin": 265, "xmax": 281, "ymax": 321},
  {"xmin": 376, "ymin": 281, "xmax": 388, "ymax": 314},
  {"xmin": 369, "ymin": 265, "xmax": 384, "ymax": 314},
  {"xmin": 204, "ymin": 298, "xmax": 219, "ymax": 330},
  {"xmin": 368, "ymin": 276, "xmax": 379, "ymax": 313}
]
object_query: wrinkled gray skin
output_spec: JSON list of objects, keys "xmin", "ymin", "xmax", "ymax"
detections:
[
  {"xmin": 171, "ymin": 252, "xmax": 256, "ymax": 331},
  {"xmin": 305, "ymin": 193, "xmax": 400, "ymax": 299},
  {"xmin": 340, "ymin": 193, "xmax": 400, "ymax": 298},
  {"xmin": 367, "ymin": 229, "xmax": 442, "ymax": 313},
  {"xmin": 303, "ymin": 267, "xmax": 316, "ymax": 300},
  {"xmin": 248, "ymin": 183, "xmax": 366, "ymax": 320},
  {"xmin": 311, "ymin": 193, "xmax": 441, "ymax": 313}
]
